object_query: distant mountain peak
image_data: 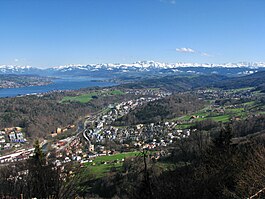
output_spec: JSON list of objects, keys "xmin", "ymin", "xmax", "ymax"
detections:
[
  {"xmin": 0, "ymin": 65, "xmax": 37, "ymax": 74},
  {"xmin": 0, "ymin": 61, "xmax": 265, "ymax": 76}
]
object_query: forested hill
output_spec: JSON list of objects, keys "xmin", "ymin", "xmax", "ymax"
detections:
[
  {"xmin": 214, "ymin": 71, "xmax": 265, "ymax": 90},
  {"xmin": 113, "ymin": 94, "xmax": 204, "ymax": 126},
  {"xmin": 120, "ymin": 72, "xmax": 265, "ymax": 92},
  {"xmin": 120, "ymin": 74, "xmax": 228, "ymax": 91},
  {"xmin": 0, "ymin": 74, "xmax": 52, "ymax": 88}
]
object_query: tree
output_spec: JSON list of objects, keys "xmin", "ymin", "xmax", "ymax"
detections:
[{"xmin": 26, "ymin": 140, "xmax": 60, "ymax": 198}]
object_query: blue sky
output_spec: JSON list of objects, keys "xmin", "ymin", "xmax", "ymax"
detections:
[{"xmin": 0, "ymin": 0, "xmax": 265, "ymax": 67}]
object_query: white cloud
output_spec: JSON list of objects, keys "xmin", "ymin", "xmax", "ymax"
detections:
[
  {"xmin": 176, "ymin": 47, "xmax": 213, "ymax": 57},
  {"xmin": 200, "ymin": 52, "xmax": 214, "ymax": 57},
  {"xmin": 176, "ymin": 47, "xmax": 196, "ymax": 53},
  {"xmin": 200, "ymin": 52, "xmax": 210, "ymax": 57},
  {"xmin": 14, "ymin": 58, "xmax": 19, "ymax": 62},
  {"xmin": 159, "ymin": 0, "xmax": 176, "ymax": 5}
]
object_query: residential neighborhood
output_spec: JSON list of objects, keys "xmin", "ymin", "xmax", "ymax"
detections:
[
  {"xmin": 1, "ymin": 86, "xmax": 262, "ymax": 169},
  {"xmin": 0, "ymin": 127, "xmax": 26, "ymax": 151}
]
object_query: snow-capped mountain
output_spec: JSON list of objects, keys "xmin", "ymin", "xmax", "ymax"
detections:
[
  {"xmin": 1, "ymin": 61, "xmax": 265, "ymax": 76},
  {"xmin": 51, "ymin": 61, "xmax": 265, "ymax": 70},
  {"xmin": 48, "ymin": 61, "xmax": 265, "ymax": 76},
  {"xmin": 0, "ymin": 65, "xmax": 42, "ymax": 74}
]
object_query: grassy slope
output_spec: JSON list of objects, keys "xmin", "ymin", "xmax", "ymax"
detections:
[
  {"xmin": 60, "ymin": 90, "xmax": 125, "ymax": 103},
  {"xmin": 84, "ymin": 152, "xmax": 140, "ymax": 178}
]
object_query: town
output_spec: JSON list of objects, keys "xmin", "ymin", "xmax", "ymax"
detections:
[{"xmin": 0, "ymin": 86, "xmax": 264, "ymax": 170}]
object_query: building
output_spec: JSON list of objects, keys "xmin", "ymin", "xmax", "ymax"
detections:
[
  {"xmin": 9, "ymin": 132, "xmax": 16, "ymax": 142},
  {"xmin": 89, "ymin": 144, "xmax": 94, "ymax": 152},
  {"xmin": 57, "ymin": 128, "xmax": 62, "ymax": 134}
]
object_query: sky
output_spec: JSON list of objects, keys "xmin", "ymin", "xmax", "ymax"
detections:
[{"xmin": 1, "ymin": 0, "xmax": 265, "ymax": 68}]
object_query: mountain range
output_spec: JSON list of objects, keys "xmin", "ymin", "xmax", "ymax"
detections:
[{"xmin": 1, "ymin": 61, "xmax": 265, "ymax": 76}]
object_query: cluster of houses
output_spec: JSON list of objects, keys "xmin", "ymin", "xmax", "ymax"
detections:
[
  {"xmin": 50, "ymin": 135, "xmax": 121, "ymax": 166},
  {"xmin": 53, "ymin": 95, "xmax": 191, "ymax": 162},
  {"xmin": 88, "ymin": 120, "xmax": 192, "ymax": 149},
  {"xmin": 80, "ymin": 92, "xmax": 192, "ymax": 154},
  {"xmin": 50, "ymin": 124, "xmax": 76, "ymax": 138},
  {"xmin": 194, "ymin": 88, "xmax": 260, "ymax": 120},
  {"xmin": 0, "ymin": 127, "xmax": 26, "ymax": 151},
  {"xmin": 86, "ymin": 96, "xmax": 160, "ymax": 130},
  {"xmin": 45, "ymin": 90, "xmax": 181, "ymax": 166},
  {"xmin": 48, "ymin": 120, "xmax": 193, "ymax": 167},
  {"xmin": 51, "ymin": 137, "xmax": 84, "ymax": 165},
  {"xmin": 0, "ymin": 148, "xmax": 34, "ymax": 164},
  {"xmin": 196, "ymin": 88, "xmax": 254, "ymax": 101},
  {"xmin": 126, "ymin": 88, "xmax": 171, "ymax": 98}
]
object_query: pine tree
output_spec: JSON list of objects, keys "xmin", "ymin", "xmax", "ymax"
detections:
[
  {"xmin": 33, "ymin": 139, "xmax": 44, "ymax": 163},
  {"xmin": 27, "ymin": 140, "xmax": 60, "ymax": 198}
]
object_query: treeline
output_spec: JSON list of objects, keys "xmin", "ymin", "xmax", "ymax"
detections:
[{"xmin": 113, "ymin": 94, "xmax": 205, "ymax": 126}]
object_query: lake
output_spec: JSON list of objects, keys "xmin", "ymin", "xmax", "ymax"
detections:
[{"xmin": 0, "ymin": 76, "xmax": 117, "ymax": 98}]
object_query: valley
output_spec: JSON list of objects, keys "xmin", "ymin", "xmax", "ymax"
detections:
[
  {"xmin": 2, "ymin": 1, "xmax": 265, "ymax": 198},
  {"xmin": 1, "ymin": 70, "xmax": 265, "ymax": 198}
]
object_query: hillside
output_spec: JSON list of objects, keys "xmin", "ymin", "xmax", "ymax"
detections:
[
  {"xmin": 0, "ymin": 75, "xmax": 52, "ymax": 88},
  {"xmin": 0, "ymin": 88, "xmax": 134, "ymax": 138},
  {"xmin": 120, "ymin": 74, "xmax": 228, "ymax": 91},
  {"xmin": 214, "ymin": 71, "xmax": 265, "ymax": 90},
  {"xmin": 120, "ymin": 71, "xmax": 265, "ymax": 92},
  {"xmin": 113, "ymin": 94, "xmax": 205, "ymax": 125}
]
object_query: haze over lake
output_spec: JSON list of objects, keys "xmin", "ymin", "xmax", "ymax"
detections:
[{"xmin": 0, "ymin": 76, "xmax": 116, "ymax": 98}]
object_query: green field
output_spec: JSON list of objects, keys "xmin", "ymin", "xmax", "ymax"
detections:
[
  {"xmin": 109, "ymin": 90, "xmax": 124, "ymax": 95},
  {"xmin": 84, "ymin": 151, "xmax": 141, "ymax": 178},
  {"xmin": 91, "ymin": 152, "xmax": 140, "ymax": 163},
  {"xmin": 60, "ymin": 90, "xmax": 125, "ymax": 103},
  {"xmin": 207, "ymin": 114, "xmax": 230, "ymax": 122},
  {"xmin": 61, "ymin": 92, "xmax": 97, "ymax": 103},
  {"xmin": 226, "ymin": 87, "xmax": 254, "ymax": 93},
  {"xmin": 86, "ymin": 163, "xmax": 123, "ymax": 178},
  {"xmin": 243, "ymin": 101, "xmax": 255, "ymax": 106},
  {"xmin": 176, "ymin": 124, "xmax": 193, "ymax": 129},
  {"xmin": 172, "ymin": 105, "xmax": 241, "ymax": 127}
]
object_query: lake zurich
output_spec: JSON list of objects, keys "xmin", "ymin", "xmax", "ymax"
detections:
[{"xmin": 0, "ymin": 76, "xmax": 116, "ymax": 98}]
